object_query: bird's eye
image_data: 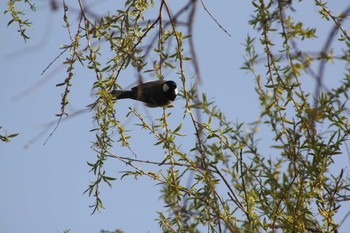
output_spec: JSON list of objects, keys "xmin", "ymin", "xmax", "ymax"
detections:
[{"xmin": 162, "ymin": 83, "xmax": 170, "ymax": 93}]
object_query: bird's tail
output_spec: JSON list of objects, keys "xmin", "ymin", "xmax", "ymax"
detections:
[{"xmin": 110, "ymin": 90, "xmax": 136, "ymax": 100}]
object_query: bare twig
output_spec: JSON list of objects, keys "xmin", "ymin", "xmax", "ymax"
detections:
[{"xmin": 199, "ymin": 0, "xmax": 231, "ymax": 37}]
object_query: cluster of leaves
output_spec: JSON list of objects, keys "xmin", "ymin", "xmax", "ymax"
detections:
[
  {"xmin": 0, "ymin": 126, "xmax": 19, "ymax": 143},
  {"xmin": 240, "ymin": 1, "xmax": 350, "ymax": 231},
  {"xmin": 4, "ymin": 0, "xmax": 35, "ymax": 41}
]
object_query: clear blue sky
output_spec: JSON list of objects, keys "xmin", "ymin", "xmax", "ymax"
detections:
[{"xmin": 1, "ymin": 1, "xmax": 349, "ymax": 232}]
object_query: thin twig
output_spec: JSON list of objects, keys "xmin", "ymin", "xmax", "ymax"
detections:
[{"xmin": 199, "ymin": 0, "xmax": 231, "ymax": 37}]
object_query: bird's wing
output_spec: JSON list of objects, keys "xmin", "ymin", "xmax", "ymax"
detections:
[{"xmin": 134, "ymin": 80, "xmax": 164, "ymax": 105}]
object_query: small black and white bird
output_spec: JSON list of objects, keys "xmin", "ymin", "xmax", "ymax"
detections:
[{"xmin": 110, "ymin": 80, "xmax": 178, "ymax": 108}]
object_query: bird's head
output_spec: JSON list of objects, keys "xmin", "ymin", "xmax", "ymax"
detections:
[{"xmin": 162, "ymin": 81, "xmax": 178, "ymax": 101}]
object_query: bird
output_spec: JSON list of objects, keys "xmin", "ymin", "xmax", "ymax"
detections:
[{"xmin": 110, "ymin": 80, "xmax": 178, "ymax": 108}]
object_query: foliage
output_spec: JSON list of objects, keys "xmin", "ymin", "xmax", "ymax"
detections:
[
  {"xmin": 0, "ymin": 126, "xmax": 19, "ymax": 142},
  {"xmin": 5, "ymin": 0, "xmax": 350, "ymax": 232},
  {"xmin": 4, "ymin": 0, "xmax": 35, "ymax": 41}
]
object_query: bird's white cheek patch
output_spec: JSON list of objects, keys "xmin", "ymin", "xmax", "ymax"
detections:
[{"xmin": 162, "ymin": 83, "xmax": 170, "ymax": 93}]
